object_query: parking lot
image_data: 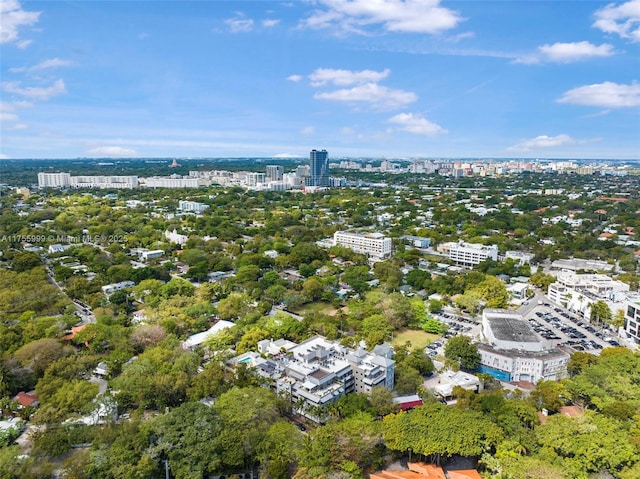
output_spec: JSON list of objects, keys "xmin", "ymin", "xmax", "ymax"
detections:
[
  {"xmin": 522, "ymin": 303, "xmax": 617, "ymax": 353},
  {"xmin": 426, "ymin": 301, "xmax": 618, "ymax": 357}
]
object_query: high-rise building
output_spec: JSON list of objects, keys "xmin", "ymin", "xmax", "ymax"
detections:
[
  {"xmin": 307, "ymin": 149, "xmax": 329, "ymax": 187},
  {"xmin": 265, "ymin": 165, "xmax": 284, "ymax": 181}
]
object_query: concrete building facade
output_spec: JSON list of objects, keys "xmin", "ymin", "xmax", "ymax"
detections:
[{"xmin": 334, "ymin": 231, "xmax": 393, "ymax": 259}]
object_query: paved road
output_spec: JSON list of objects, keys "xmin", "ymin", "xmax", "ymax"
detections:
[{"xmin": 43, "ymin": 258, "xmax": 96, "ymax": 324}]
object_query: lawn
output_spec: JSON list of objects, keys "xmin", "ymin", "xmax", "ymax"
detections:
[
  {"xmin": 289, "ymin": 301, "xmax": 337, "ymax": 316},
  {"xmin": 392, "ymin": 329, "xmax": 440, "ymax": 350}
]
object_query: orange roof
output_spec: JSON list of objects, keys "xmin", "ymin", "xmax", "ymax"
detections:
[
  {"xmin": 372, "ymin": 463, "xmax": 447, "ymax": 479},
  {"xmin": 15, "ymin": 392, "xmax": 38, "ymax": 407},
  {"xmin": 63, "ymin": 324, "xmax": 87, "ymax": 341},
  {"xmin": 595, "ymin": 209, "xmax": 607, "ymax": 214},
  {"xmin": 599, "ymin": 233, "xmax": 612, "ymax": 238},
  {"xmin": 409, "ymin": 463, "xmax": 447, "ymax": 479},
  {"xmin": 371, "ymin": 472, "xmax": 427, "ymax": 479},
  {"xmin": 448, "ymin": 471, "xmax": 482, "ymax": 479}
]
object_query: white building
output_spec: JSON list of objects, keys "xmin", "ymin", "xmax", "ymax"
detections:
[
  {"xmin": 624, "ymin": 296, "xmax": 640, "ymax": 344},
  {"xmin": 69, "ymin": 175, "xmax": 138, "ymax": 189},
  {"xmin": 439, "ymin": 241, "xmax": 498, "ymax": 267},
  {"xmin": 178, "ymin": 200, "xmax": 209, "ymax": 212},
  {"xmin": 505, "ymin": 251, "xmax": 535, "ymax": 266},
  {"xmin": 140, "ymin": 250, "xmax": 164, "ymax": 262},
  {"xmin": 101, "ymin": 281, "xmax": 135, "ymax": 296},
  {"xmin": 38, "ymin": 172, "xmax": 71, "ymax": 188},
  {"xmin": 230, "ymin": 336, "xmax": 394, "ymax": 422},
  {"xmin": 547, "ymin": 270, "xmax": 630, "ymax": 319},
  {"xmin": 142, "ymin": 177, "xmax": 201, "ymax": 188},
  {"xmin": 333, "ymin": 231, "xmax": 392, "ymax": 259},
  {"xmin": 477, "ymin": 309, "xmax": 569, "ymax": 383},
  {"xmin": 165, "ymin": 229, "xmax": 188, "ymax": 245}
]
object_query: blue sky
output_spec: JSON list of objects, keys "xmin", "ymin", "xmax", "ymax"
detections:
[{"xmin": 1, "ymin": 0, "xmax": 639, "ymax": 160}]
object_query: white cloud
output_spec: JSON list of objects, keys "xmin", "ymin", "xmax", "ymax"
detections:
[
  {"xmin": 10, "ymin": 57, "xmax": 73, "ymax": 73},
  {"xmin": 7, "ymin": 123, "xmax": 27, "ymax": 130},
  {"xmin": 0, "ymin": 0, "xmax": 40, "ymax": 44},
  {"xmin": 0, "ymin": 154, "xmax": 10, "ymax": 160},
  {"xmin": 447, "ymin": 31, "xmax": 475, "ymax": 43},
  {"xmin": 300, "ymin": 126, "xmax": 316, "ymax": 135},
  {"xmin": 557, "ymin": 81, "xmax": 640, "ymax": 108},
  {"xmin": 340, "ymin": 127, "xmax": 356, "ymax": 135},
  {"xmin": 0, "ymin": 111, "xmax": 19, "ymax": 122},
  {"xmin": 302, "ymin": 0, "xmax": 463, "ymax": 34},
  {"xmin": 593, "ymin": 0, "xmax": 640, "ymax": 42},
  {"xmin": 309, "ymin": 67, "xmax": 390, "ymax": 86},
  {"xmin": 287, "ymin": 74, "xmax": 303, "ymax": 82},
  {"xmin": 274, "ymin": 152, "xmax": 305, "ymax": 158},
  {"xmin": 516, "ymin": 41, "xmax": 615, "ymax": 64},
  {"xmin": 86, "ymin": 146, "xmax": 139, "ymax": 157},
  {"xmin": 262, "ymin": 19, "xmax": 280, "ymax": 27},
  {"xmin": 387, "ymin": 112, "xmax": 447, "ymax": 136},
  {"xmin": 2, "ymin": 79, "xmax": 67, "ymax": 101},
  {"xmin": 508, "ymin": 134, "xmax": 576, "ymax": 152},
  {"xmin": 314, "ymin": 82, "xmax": 417, "ymax": 110},
  {"xmin": 225, "ymin": 17, "xmax": 254, "ymax": 33}
]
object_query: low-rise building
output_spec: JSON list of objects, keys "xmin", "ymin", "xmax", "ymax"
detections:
[
  {"xmin": 101, "ymin": 281, "xmax": 135, "ymax": 296},
  {"xmin": 438, "ymin": 241, "xmax": 498, "ymax": 267},
  {"xmin": 624, "ymin": 296, "xmax": 640, "ymax": 344},
  {"xmin": 547, "ymin": 269, "xmax": 630, "ymax": 319},
  {"xmin": 140, "ymin": 249, "xmax": 164, "ymax": 262},
  {"xmin": 178, "ymin": 200, "xmax": 209, "ymax": 212},
  {"xmin": 229, "ymin": 336, "xmax": 394, "ymax": 422},
  {"xmin": 477, "ymin": 309, "xmax": 569, "ymax": 383},
  {"xmin": 333, "ymin": 231, "xmax": 393, "ymax": 259}
]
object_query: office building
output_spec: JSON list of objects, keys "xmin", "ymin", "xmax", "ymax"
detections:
[
  {"xmin": 438, "ymin": 241, "xmax": 498, "ymax": 267},
  {"xmin": 334, "ymin": 231, "xmax": 393, "ymax": 259},
  {"xmin": 307, "ymin": 149, "xmax": 329, "ymax": 187},
  {"xmin": 477, "ymin": 309, "xmax": 569, "ymax": 383}
]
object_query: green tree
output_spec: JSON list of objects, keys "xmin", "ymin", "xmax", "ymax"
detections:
[
  {"xmin": 589, "ymin": 300, "xmax": 612, "ymax": 325},
  {"xmin": 147, "ymin": 401, "xmax": 224, "ymax": 479},
  {"xmin": 444, "ymin": 335, "xmax": 480, "ymax": 371}
]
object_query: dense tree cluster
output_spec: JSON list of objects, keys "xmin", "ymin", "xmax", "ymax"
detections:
[{"xmin": 1, "ymin": 166, "xmax": 639, "ymax": 477}]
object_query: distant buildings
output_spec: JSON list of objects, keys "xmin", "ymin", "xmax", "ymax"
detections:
[
  {"xmin": 334, "ymin": 231, "xmax": 393, "ymax": 259},
  {"xmin": 438, "ymin": 241, "xmax": 498, "ymax": 267},
  {"xmin": 178, "ymin": 200, "xmax": 209, "ymax": 212},
  {"xmin": 265, "ymin": 165, "xmax": 284, "ymax": 181},
  {"xmin": 477, "ymin": 309, "xmax": 569, "ymax": 383},
  {"xmin": 307, "ymin": 149, "xmax": 330, "ymax": 187},
  {"xmin": 38, "ymin": 172, "xmax": 138, "ymax": 189},
  {"xmin": 141, "ymin": 176, "xmax": 201, "ymax": 188},
  {"xmin": 165, "ymin": 229, "xmax": 188, "ymax": 245}
]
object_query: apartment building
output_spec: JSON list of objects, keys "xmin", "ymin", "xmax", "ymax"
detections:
[
  {"xmin": 178, "ymin": 200, "xmax": 209, "ymax": 212},
  {"xmin": 438, "ymin": 241, "xmax": 498, "ymax": 267},
  {"xmin": 38, "ymin": 172, "xmax": 137, "ymax": 189},
  {"xmin": 334, "ymin": 231, "xmax": 393, "ymax": 259},
  {"xmin": 229, "ymin": 336, "xmax": 394, "ymax": 422},
  {"xmin": 624, "ymin": 296, "xmax": 640, "ymax": 344}
]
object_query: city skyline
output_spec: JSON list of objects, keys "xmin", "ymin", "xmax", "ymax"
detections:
[{"xmin": 1, "ymin": 0, "xmax": 639, "ymax": 160}]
